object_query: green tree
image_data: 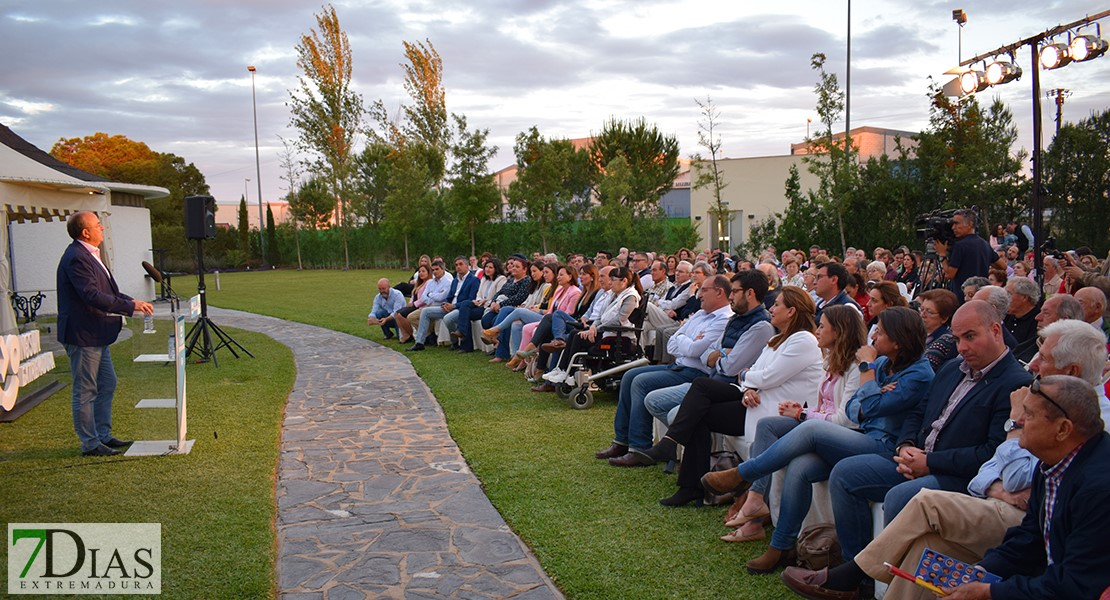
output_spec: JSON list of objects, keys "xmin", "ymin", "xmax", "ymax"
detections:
[
  {"xmin": 588, "ymin": 117, "xmax": 680, "ymax": 216},
  {"xmin": 237, "ymin": 197, "xmax": 250, "ymax": 262},
  {"xmin": 288, "ymin": 3, "xmax": 364, "ymax": 269},
  {"xmin": 351, "ymin": 142, "xmax": 393, "ymax": 226},
  {"xmin": 1043, "ymin": 108, "xmax": 1110, "ymax": 255},
  {"xmin": 507, "ymin": 127, "xmax": 591, "ymax": 253},
  {"xmin": 444, "ymin": 114, "xmax": 500, "ymax": 256},
  {"xmin": 265, "ymin": 204, "xmax": 278, "ymax": 264},
  {"xmin": 399, "ymin": 39, "xmax": 449, "ymax": 187},
  {"xmin": 913, "ymin": 85, "xmax": 1026, "ymax": 227},
  {"xmin": 383, "ymin": 142, "xmax": 437, "ymax": 266},
  {"xmin": 288, "ymin": 177, "xmax": 337, "ymax": 230},
  {"xmin": 691, "ymin": 96, "xmax": 731, "ymax": 251},
  {"xmin": 801, "ymin": 53, "xmax": 859, "ymax": 256}
]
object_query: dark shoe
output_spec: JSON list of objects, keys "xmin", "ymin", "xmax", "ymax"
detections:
[
  {"xmin": 102, "ymin": 437, "xmax": 133, "ymax": 449},
  {"xmin": 701, "ymin": 468, "xmax": 751, "ymax": 496},
  {"xmin": 383, "ymin": 332, "xmax": 395, "ymax": 340},
  {"xmin": 82, "ymin": 444, "xmax": 119, "ymax": 457},
  {"xmin": 608, "ymin": 451, "xmax": 655, "ymax": 467},
  {"xmin": 595, "ymin": 443, "xmax": 628, "ymax": 459},
  {"xmin": 531, "ymin": 383, "xmax": 555, "ymax": 393},
  {"xmin": 540, "ymin": 339, "xmax": 566, "ymax": 352},
  {"xmin": 781, "ymin": 567, "xmax": 859, "ymax": 600},
  {"xmin": 746, "ymin": 547, "xmax": 793, "ymax": 575},
  {"xmin": 457, "ymin": 348, "xmax": 474, "ymax": 353},
  {"xmin": 643, "ymin": 437, "xmax": 678, "ymax": 463},
  {"xmin": 659, "ymin": 487, "xmax": 702, "ymax": 507},
  {"xmin": 407, "ymin": 343, "xmax": 425, "ymax": 352}
]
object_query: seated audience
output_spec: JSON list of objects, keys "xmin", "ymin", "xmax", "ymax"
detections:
[
  {"xmin": 640, "ymin": 287, "xmax": 824, "ymax": 505},
  {"xmin": 446, "ymin": 258, "xmax": 505, "ymax": 353},
  {"xmin": 410, "ymin": 256, "xmax": 472, "ymax": 351},
  {"xmin": 594, "ymin": 273, "xmax": 735, "ymax": 468},
  {"xmin": 701, "ymin": 306, "xmax": 932, "ymax": 574},
  {"xmin": 827, "ymin": 300, "xmax": 1032, "ymax": 562},
  {"xmin": 783, "ymin": 368, "xmax": 1110, "ymax": 600},
  {"xmin": 512, "ymin": 264, "xmax": 581, "ymax": 369}
]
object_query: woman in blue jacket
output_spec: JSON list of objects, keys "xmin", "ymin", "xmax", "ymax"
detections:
[{"xmin": 703, "ymin": 306, "xmax": 935, "ymax": 575}]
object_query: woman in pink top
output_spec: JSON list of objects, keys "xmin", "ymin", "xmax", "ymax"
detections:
[{"xmin": 512, "ymin": 265, "xmax": 582, "ymax": 364}]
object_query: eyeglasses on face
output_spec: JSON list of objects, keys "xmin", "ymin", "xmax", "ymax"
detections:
[{"xmin": 1031, "ymin": 375, "xmax": 1069, "ymax": 420}]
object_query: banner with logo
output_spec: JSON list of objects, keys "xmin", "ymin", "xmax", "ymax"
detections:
[{"xmin": 8, "ymin": 524, "xmax": 160, "ymax": 594}]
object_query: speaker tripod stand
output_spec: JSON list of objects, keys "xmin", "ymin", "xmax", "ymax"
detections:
[{"xmin": 184, "ymin": 238, "xmax": 253, "ymax": 366}]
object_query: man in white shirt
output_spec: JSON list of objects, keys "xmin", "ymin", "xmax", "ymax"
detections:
[
  {"xmin": 598, "ymin": 275, "xmax": 736, "ymax": 467},
  {"xmin": 408, "ymin": 260, "xmax": 454, "ymax": 351}
]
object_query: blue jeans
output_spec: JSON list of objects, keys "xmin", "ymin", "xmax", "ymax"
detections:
[
  {"xmin": 829, "ymin": 453, "xmax": 969, "ymax": 560},
  {"xmin": 415, "ymin": 305, "xmax": 447, "ymax": 344},
  {"xmin": 494, "ymin": 308, "xmax": 541, "ymax": 359},
  {"xmin": 550, "ymin": 310, "xmax": 579, "ymax": 340},
  {"xmin": 66, "ymin": 344, "xmax": 118, "ymax": 452},
  {"xmin": 370, "ymin": 308, "xmax": 396, "ymax": 337},
  {"xmin": 614, "ymin": 364, "xmax": 703, "ymax": 451},
  {"xmin": 736, "ymin": 419, "xmax": 889, "ymax": 551},
  {"xmin": 644, "ymin": 382, "xmax": 690, "ymax": 422}
]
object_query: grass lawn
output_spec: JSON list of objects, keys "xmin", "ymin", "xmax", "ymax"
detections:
[
  {"xmin": 205, "ymin": 269, "xmax": 796, "ymax": 600},
  {"xmin": 0, "ymin": 325, "xmax": 294, "ymax": 599}
]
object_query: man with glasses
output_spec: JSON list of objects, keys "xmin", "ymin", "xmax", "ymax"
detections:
[
  {"xmin": 632, "ymin": 252, "xmax": 652, "ymax": 289},
  {"xmin": 812, "ymin": 261, "xmax": 860, "ymax": 323},
  {"xmin": 597, "ymin": 275, "xmax": 736, "ymax": 467},
  {"xmin": 784, "ymin": 320, "xmax": 1109, "ymax": 600},
  {"xmin": 825, "ymin": 300, "xmax": 1031, "ymax": 575},
  {"xmin": 643, "ymin": 260, "xmax": 694, "ymax": 331}
]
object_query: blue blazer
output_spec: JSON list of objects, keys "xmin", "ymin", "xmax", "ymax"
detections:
[
  {"xmin": 453, "ymin": 271, "xmax": 480, "ymax": 305},
  {"xmin": 898, "ymin": 350, "xmax": 1031, "ymax": 480},
  {"xmin": 56, "ymin": 241, "xmax": 136, "ymax": 347},
  {"xmin": 980, "ymin": 432, "xmax": 1110, "ymax": 599}
]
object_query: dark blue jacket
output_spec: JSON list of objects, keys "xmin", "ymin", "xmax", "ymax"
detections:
[
  {"xmin": 452, "ymin": 271, "xmax": 480, "ymax": 305},
  {"xmin": 56, "ymin": 241, "xmax": 136, "ymax": 347},
  {"xmin": 898, "ymin": 350, "xmax": 1031, "ymax": 480},
  {"xmin": 979, "ymin": 432, "xmax": 1110, "ymax": 599},
  {"xmin": 815, "ymin": 290, "xmax": 860, "ymax": 323},
  {"xmin": 710, "ymin": 306, "xmax": 771, "ymax": 383}
]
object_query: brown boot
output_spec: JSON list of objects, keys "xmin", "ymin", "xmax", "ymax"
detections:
[
  {"xmin": 700, "ymin": 468, "xmax": 751, "ymax": 496},
  {"xmin": 746, "ymin": 546, "xmax": 791, "ymax": 575}
]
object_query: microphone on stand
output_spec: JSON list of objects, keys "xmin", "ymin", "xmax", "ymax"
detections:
[
  {"xmin": 141, "ymin": 261, "xmax": 178, "ymax": 313},
  {"xmin": 142, "ymin": 261, "xmax": 163, "ymax": 283}
]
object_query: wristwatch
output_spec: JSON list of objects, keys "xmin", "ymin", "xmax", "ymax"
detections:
[
  {"xmin": 798, "ymin": 411, "xmax": 807, "ymax": 422},
  {"xmin": 858, "ymin": 361, "xmax": 875, "ymax": 373}
]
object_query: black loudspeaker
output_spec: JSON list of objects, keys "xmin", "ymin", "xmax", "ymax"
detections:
[{"xmin": 184, "ymin": 195, "xmax": 217, "ymax": 240}]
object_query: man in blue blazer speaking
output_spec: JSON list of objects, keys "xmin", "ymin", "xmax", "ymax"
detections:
[{"xmin": 57, "ymin": 211, "xmax": 154, "ymax": 456}]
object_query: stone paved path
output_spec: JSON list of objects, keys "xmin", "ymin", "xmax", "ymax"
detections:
[{"xmin": 204, "ymin": 307, "xmax": 563, "ymax": 600}]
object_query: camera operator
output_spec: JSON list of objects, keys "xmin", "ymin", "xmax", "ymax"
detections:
[{"xmin": 934, "ymin": 209, "xmax": 1006, "ymax": 300}]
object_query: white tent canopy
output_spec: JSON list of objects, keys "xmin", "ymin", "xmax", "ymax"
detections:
[{"xmin": 0, "ymin": 123, "xmax": 167, "ymax": 335}]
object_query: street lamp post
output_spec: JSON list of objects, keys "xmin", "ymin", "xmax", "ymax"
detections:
[{"xmin": 248, "ymin": 65, "xmax": 265, "ymax": 266}]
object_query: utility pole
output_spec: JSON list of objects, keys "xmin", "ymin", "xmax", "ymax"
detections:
[{"xmin": 1046, "ymin": 88, "xmax": 1072, "ymax": 135}]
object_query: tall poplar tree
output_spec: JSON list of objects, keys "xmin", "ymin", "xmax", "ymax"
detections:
[
  {"xmin": 691, "ymin": 96, "xmax": 730, "ymax": 251},
  {"xmin": 288, "ymin": 3, "xmax": 364, "ymax": 269}
]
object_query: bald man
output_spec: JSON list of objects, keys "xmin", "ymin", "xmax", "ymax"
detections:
[
  {"xmin": 367, "ymin": 278, "xmax": 405, "ymax": 339},
  {"xmin": 58, "ymin": 211, "xmax": 154, "ymax": 456},
  {"xmin": 828, "ymin": 300, "xmax": 1032, "ymax": 562},
  {"xmin": 1074, "ymin": 286, "xmax": 1108, "ymax": 340}
]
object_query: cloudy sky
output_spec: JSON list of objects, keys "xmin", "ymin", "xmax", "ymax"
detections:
[{"xmin": 2, "ymin": 0, "xmax": 1108, "ymax": 209}]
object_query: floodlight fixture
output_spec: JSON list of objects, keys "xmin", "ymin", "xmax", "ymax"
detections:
[
  {"xmin": 952, "ymin": 9, "xmax": 967, "ymax": 25},
  {"xmin": 960, "ymin": 69, "xmax": 988, "ymax": 95},
  {"xmin": 985, "ymin": 60, "xmax": 1022, "ymax": 85},
  {"xmin": 1070, "ymin": 33, "xmax": 1108, "ymax": 62},
  {"xmin": 1040, "ymin": 41, "xmax": 1072, "ymax": 69}
]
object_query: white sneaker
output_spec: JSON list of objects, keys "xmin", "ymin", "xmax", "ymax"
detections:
[{"xmin": 543, "ymin": 369, "xmax": 566, "ymax": 383}]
